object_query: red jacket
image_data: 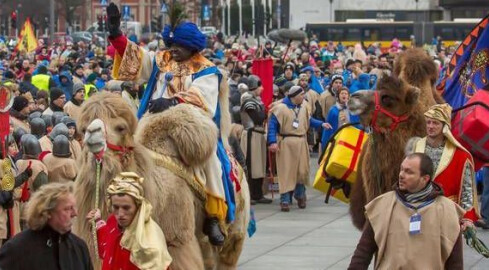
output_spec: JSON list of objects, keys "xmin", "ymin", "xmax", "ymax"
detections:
[{"xmin": 96, "ymin": 215, "xmax": 139, "ymax": 270}]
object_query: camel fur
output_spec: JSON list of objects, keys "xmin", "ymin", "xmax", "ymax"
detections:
[
  {"xmin": 136, "ymin": 105, "xmax": 250, "ymax": 270},
  {"xmin": 394, "ymin": 48, "xmax": 445, "ymax": 112},
  {"xmin": 348, "ymin": 76, "xmax": 430, "ymax": 230},
  {"xmin": 74, "ymin": 92, "xmax": 249, "ymax": 270}
]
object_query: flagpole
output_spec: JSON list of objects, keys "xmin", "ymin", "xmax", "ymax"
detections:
[{"xmin": 49, "ymin": 0, "xmax": 55, "ymax": 44}]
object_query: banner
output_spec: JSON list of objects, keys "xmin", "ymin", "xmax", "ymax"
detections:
[
  {"xmin": 436, "ymin": 14, "xmax": 489, "ymax": 109},
  {"xmin": 252, "ymin": 58, "xmax": 274, "ymax": 111},
  {"xmin": 15, "ymin": 17, "xmax": 38, "ymax": 53}
]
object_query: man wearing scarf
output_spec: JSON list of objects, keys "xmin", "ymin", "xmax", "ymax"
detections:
[
  {"xmin": 10, "ymin": 96, "xmax": 31, "ymax": 133},
  {"xmin": 349, "ymin": 153, "xmax": 464, "ymax": 269},
  {"xmin": 63, "ymin": 82, "xmax": 85, "ymax": 121},
  {"xmin": 86, "ymin": 172, "xmax": 172, "ymax": 270},
  {"xmin": 408, "ymin": 103, "xmax": 479, "ymax": 225},
  {"xmin": 105, "ymin": 3, "xmax": 234, "ymax": 246},
  {"xmin": 42, "ymin": 88, "xmax": 66, "ymax": 116}
]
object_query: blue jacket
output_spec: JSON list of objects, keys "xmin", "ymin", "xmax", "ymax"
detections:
[
  {"xmin": 321, "ymin": 104, "xmax": 361, "ymax": 152},
  {"xmin": 267, "ymin": 97, "xmax": 323, "ymax": 144},
  {"xmin": 58, "ymin": 71, "xmax": 74, "ymax": 101},
  {"xmin": 95, "ymin": 78, "xmax": 107, "ymax": 90},
  {"xmin": 343, "ymin": 69, "xmax": 370, "ymax": 94}
]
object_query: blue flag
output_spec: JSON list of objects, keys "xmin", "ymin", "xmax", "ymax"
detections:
[{"xmin": 437, "ymin": 14, "xmax": 489, "ymax": 109}]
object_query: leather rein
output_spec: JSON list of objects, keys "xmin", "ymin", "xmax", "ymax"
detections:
[{"xmin": 370, "ymin": 91, "xmax": 410, "ymax": 133}]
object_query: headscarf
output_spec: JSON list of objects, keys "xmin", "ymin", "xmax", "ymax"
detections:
[
  {"xmin": 424, "ymin": 103, "xmax": 466, "ymax": 151},
  {"xmin": 107, "ymin": 172, "xmax": 172, "ymax": 270},
  {"xmin": 162, "ymin": 22, "xmax": 206, "ymax": 52}
]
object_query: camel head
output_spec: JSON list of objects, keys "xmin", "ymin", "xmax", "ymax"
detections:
[
  {"xmin": 394, "ymin": 48, "xmax": 438, "ymax": 88},
  {"xmin": 83, "ymin": 119, "xmax": 106, "ymax": 154},
  {"xmin": 78, "ymin": 92, "xmax": 138, "ymax": 156},
  {"xmin": 348, "ymin": 75, "xmax": 420, "ymax": 133}
]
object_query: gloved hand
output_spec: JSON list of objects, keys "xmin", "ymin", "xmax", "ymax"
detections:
[
  {"xmin": 106, "ymin": 3, "xmax": 122, "ymax": 38},
  {"xmin": 148, "ymin": 98, "xmax": 179, "ymax": 114},
  {"xmin": 24, "ymin": 167, "xmax": 32, "ymax": 178}
]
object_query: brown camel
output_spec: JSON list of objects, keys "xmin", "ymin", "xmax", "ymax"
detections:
[
  {"xmin": 73, "ymin": 93, "xmax": 250, "ymax": 270},
  {"xmin": 394, "ymin": 47, "xmax": 445, "ymax": 112},
  {"xmin": 347, "ymin": 76, "xmax": 428, "ymax": 230}
]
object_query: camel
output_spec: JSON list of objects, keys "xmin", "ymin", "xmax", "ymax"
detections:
[
  {"xmin": 347, "ymin": 76, "xmax": 428, "ymax": 230},
  {"xmin": 345, "ymin": 48, "xmax": 445, "ymax": 230},
  {"xmin": 393, "ymin": 47, "xmax": 445, "ymax": 112},
  {"xmin": 73, "ymin": 92, "xmax": 250, "ymax": 270}
]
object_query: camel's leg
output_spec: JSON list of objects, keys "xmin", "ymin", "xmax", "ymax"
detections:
[
  {"xmin": 168, "ymin": 235, "xmax": 205, "ymax": 270},
  {"xmin": 216, "ymin": 232, "xmax": 246, "ymax": 270},
  {"xmin": 198, "ymin": 236, "xmax": 217, "ymax": 270},
  {"xmin": 349, "ymin": 172, "xmax": 367, "ymax": 230},
  {"xmin": 216, "ymin": 180, "xmax": 250, "ymax": 270}
]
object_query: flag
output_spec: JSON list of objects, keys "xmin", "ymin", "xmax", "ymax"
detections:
[
  {"xmin": 252, "ymin": 58, "xmax": 274, "ymax": 112},
  {"xmin": 436, "ymin": 14, "xmax": 489, "ymax": 109},
  {"xmin": 15, "ymin": 17, "xmax": 37, "ymax": 53}
]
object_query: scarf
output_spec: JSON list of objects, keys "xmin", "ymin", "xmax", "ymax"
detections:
[
  {"xmin": 70, "ymin": 97, "xmax": 83, "ymax": 106},
  {"xmin": 50, "ymin": 102, "xmax": 64, "ymax": 112},
  {"xmin": 9, "ymin": 109, "xmax": 28, "ymax": 121},
  {"xmin": 396, "ymin": 181, "xmax": 443, "ymax": 204}
]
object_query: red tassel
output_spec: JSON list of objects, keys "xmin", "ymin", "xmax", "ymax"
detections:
[{"xmin": 20, "ymin": 181, "xmax": 30, "ymax": 202}]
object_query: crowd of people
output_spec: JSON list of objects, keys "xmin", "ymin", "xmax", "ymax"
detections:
[{"xmin": 0, "ymin": 3, "xmax": 488, "ymax": 268}]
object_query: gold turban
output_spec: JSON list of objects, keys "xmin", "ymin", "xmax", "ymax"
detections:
[
  {"xmin": 423, "ymin": 103, "xmax": 468, "ymax": 152},
  {"xmin": 107, "ymin": 172, "xmax": 172, "ymax": 270},
  {"xmin": 424, "ymin": 103, "xmax": 452, "ymax": 128}
]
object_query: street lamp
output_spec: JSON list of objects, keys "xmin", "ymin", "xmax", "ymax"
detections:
[{"xmin": 329, "ymin": 0, "xmax": 333, "ymax": 22}]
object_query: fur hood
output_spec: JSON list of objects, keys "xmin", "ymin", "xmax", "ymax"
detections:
[{"xmin": 136, "ymin": 104, "xmax": 218, "ymax": 166}]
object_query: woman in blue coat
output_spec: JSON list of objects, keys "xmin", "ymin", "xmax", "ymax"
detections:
[{"xmin": 321, "ymin": 87, "xmax": 361, "ymax": 152}]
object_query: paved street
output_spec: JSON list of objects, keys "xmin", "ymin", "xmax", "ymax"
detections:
[{"xmin": 238, "ymin": 157, "xmax": 489, "ymax": 270}]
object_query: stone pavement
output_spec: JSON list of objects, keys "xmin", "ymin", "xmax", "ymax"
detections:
[{"xmin": 238, "ymin": 157, "xmax": 489, "ymax": 270}]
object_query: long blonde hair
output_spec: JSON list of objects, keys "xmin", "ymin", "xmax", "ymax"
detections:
[{"xmin": 26, "ymin": 182, "xmax": 74, "ymax": 230}]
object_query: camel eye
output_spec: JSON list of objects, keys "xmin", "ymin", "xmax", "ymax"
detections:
[
  {"xmin": 381, "ymin": 95, "xmax": 394, "ymax": 106},
  {"xmin": 115, "ymin": 125, "xmax": 126, "ymax": 133}
]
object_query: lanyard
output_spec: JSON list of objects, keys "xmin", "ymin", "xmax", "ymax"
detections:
[
  {"xmin": 395, "ymin": 192, "xmax": 435, "ymax": 213},
  {"xmin": 292, "ymin": 105, "xmax": 301, "ymax": 120}
]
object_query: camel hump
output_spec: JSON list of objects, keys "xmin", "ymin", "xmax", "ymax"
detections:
[{"xmin": 136, "ymin": 104, "xmax": 219, "ymax": 166}]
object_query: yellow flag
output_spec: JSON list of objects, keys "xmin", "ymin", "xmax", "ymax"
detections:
[{"xmin": 15, "ymin": 17, "xmax": 38, "ymax": 53}]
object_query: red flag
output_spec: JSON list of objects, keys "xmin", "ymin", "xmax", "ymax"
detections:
[{"xmin": 252, "ymin": 58, "xmax": 274, "ymax": 112}]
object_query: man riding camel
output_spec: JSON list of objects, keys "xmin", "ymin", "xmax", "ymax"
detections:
[{"xmin": 106, "ymin": 3, "xmax": 235, "ymax": 246}]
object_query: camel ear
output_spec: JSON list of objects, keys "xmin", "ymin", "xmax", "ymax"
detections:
[{"xmin": 405, "ymin": 86, "xmax": 420, "ymax": 106}]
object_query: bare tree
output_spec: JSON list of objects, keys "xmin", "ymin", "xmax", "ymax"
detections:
[{"xmin": 57, "ymin": 0, "xmax": 86, "ymax": 28}]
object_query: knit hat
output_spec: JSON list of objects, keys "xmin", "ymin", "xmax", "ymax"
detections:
[
  {"xmin": 72, "ymin": 82, "xmax": 85, "ymax": 95},
  {"xmin": 50, "ymin": 87, "xmax": 65, "ymax": 102},
  {"xmin": 288, "ymin": 86, "xmax": 304, "ymax": 98},
  {"xmin": 12, "ymin": 96, "xmax": 29, "ymax": 112},
  {"xmin": 330, "ymin": 74, "xmax": 343, "ymax": 84},
  {"xmin": 86, "ymin": 73, "xmax": 97, "ymax": 83},
  {"xmin": 284, "ymin": 62, "xmax": 295, "ymax": 71},
  {"xmin": 4, "ymin": 71, "xmax": 15, "ymax": 80}
]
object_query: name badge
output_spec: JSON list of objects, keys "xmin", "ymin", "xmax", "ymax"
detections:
[
  {"xmin": 292, "ymin": 120, "xmax": 299, "ymax": 129},
  {"xmin": 409, "ymin": 213, "xmax": 421, "ymax": 235}
]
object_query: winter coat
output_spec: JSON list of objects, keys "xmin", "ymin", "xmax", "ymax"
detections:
[{"xmin": 59, "ymin": 71, "xmax": 74, "ymax": 101}]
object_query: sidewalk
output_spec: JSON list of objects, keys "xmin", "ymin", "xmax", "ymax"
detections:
[{"xmin": 238, "ymin": 158, "xmax": 489, "ymax": 269}]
